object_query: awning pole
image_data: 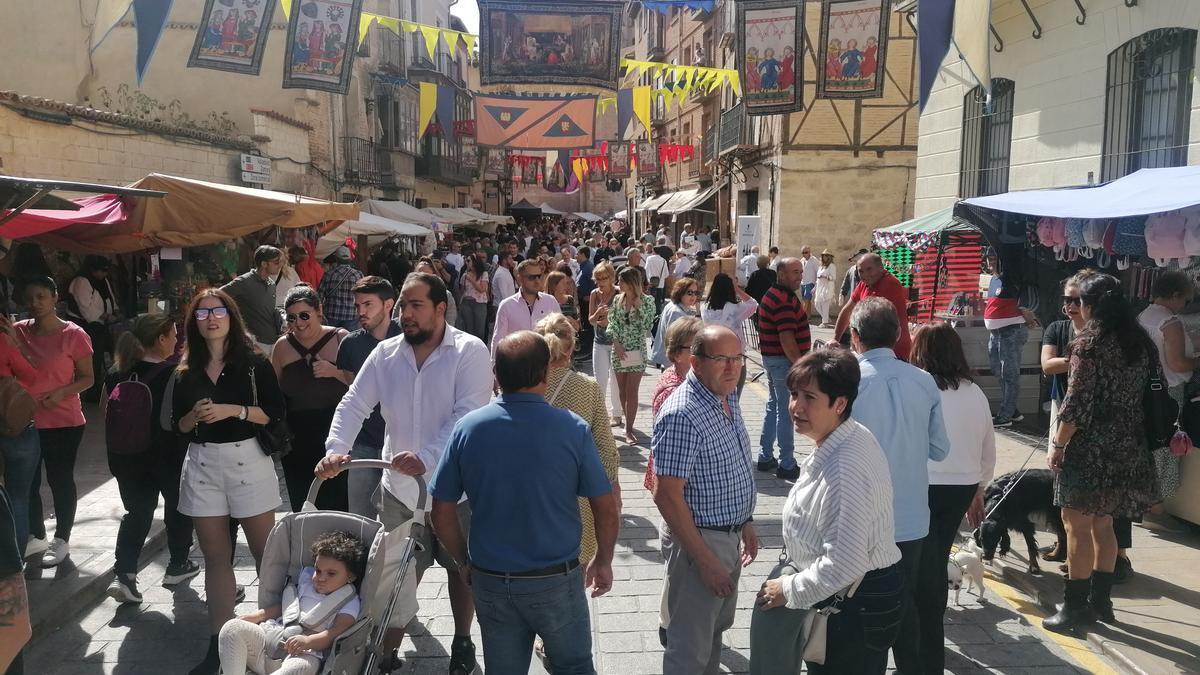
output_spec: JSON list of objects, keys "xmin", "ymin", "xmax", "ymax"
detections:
[{"xmin": 0, "ymin": 188, "xmax": 53, "ymax": 229}]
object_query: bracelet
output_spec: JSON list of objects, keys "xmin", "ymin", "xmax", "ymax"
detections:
[{"xmin": 1052, "ymin": 441, "xmax": 1066, "ymax": 450}]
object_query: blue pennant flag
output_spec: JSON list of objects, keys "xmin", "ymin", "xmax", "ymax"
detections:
[
  {"xmin": 918, "ymin": 0, "xmax": 955, "ymax": 112},
  {"xmin": 436, "ymin": 84, "xmax": 458, "ymax": 145},
  {"xmin": 617, "ymin": 88, "xmax": 634, "ymax": 138},
  {"xmin": 132, "ymin": 0, "xmax": 174, "ymax": 85}
]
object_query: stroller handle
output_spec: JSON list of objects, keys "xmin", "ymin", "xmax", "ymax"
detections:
[{"xmin": 303, "ymin": 459, "xmax": 429, "ymax": 514}]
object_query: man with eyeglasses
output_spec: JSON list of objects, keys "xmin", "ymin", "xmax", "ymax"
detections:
[
  {"xmin": 653, "ymin": 324, "xmax": 757, "ymax": 674},
  {"xmin": 489, "ymin": 259, "xmax": 561, "ymax": 357},
  {"xmin": 220, "ymin": 245, "xmax": 284, "ymax": 356}
]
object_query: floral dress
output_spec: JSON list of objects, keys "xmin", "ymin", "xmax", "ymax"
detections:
[
  {"xmin": 607, "ymin": 293, "xmax": 656, "ymax": 374},
  {"xmin": 545, "ymin": 367, "xmax": 619, "ymax": 564},
  {"xmin": 1056, "ymin": 332, "xmax": 1158, "ymax": 517}
]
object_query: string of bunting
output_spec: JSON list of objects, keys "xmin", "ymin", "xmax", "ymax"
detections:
[
  {"xmin": 280, "ymin": 0, "xmax": 477, "ymax": 56},
  {"xmin": 622, "ymin": 58, "xmax": 742, "ymax": 97}
]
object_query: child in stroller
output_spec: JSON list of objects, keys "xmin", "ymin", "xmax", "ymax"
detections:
[{"xmin": 219, "ymin": 530, "xmax": 367, "ymax": 675}]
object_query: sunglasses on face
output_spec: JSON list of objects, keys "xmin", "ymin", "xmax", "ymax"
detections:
[
  {"xmin": 194, "ymin": 307, "xmax": 229, "ymax": 321},
  {"xmin": 1062, "ymin": 296, "xmax": 1081, "ymax": 306},
  {"xmin": 286, "ymin": 311, "xmax": 314, "ymax": 323}
]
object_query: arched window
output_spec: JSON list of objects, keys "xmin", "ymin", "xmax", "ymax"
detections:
[
  {"xmin": 1102, "ymin": 28, "xmax": 1197, "ymax": 180},
  {"xmin": 959, "ymin": 78, "xmax": 1015, "ymax": 198}
]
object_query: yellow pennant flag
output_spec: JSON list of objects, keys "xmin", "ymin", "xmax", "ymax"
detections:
[
  {"xmin": 443, "ymin": 30, "xmax": 461, "ymax": 55},
  {"xmin": 280, "ymin": 0, "xmax": 292, "ymax": 19},
  {"xmin": 420, "ymin": 25, "xmax": 441, "ymax": 59},
  {"xmin": 377, "ymin": 16, "xmax": 401, "ymax": 35},
  {"xmin": 418, "ymin": 82, "xmax": 437, "ymax": 138},
  {"xmin": 400, "ymin": 20, "xmax": 419, "ymax": 33},
  {"xmin": 632, "ymin": 86, "xmax": 652, "ymax": 133},
  {"xmin": 357, "ymin": 13, "xmax": 378, "ymax": 48},
  {"xmin": 572, "ymin": 158, "xmax": 587, "ymax": 184},
  {"xmin": 462, "ymin": 33, "xmax": 477, "ymax": 55},
  {"xmin": 706, "ymin": 70, "xmax": 723, "ymax": 93},
  {"xmin": 727, "ymin": 70, "xmax": 742, "ymax": 97}
]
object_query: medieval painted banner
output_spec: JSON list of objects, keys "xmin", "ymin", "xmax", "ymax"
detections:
[
  {"xmin": 608, "ymin": 141, "xmax": 632, "ymax": 178},
  {"xmin": 484, "ymin": 148, "xmax": 508, "ymax": 178},
  {"xmin": 475, "ymin": 93, "xmax": 597, "ymax": 150},
  {"xmin": 479, "ymin": 0, "xmax": 624, "ymax": 89},
  {"xmin": 817, "ymin": 0, "xmax": 889, "ymax": 99},
  {"xmin": 636, "ymin": 141, "xmax": 660, "ymax": 177},
  {"xmin": 188, "ymin": 0, "xmax": 277, "ymax": 75},
  {"xmin": 736, "ymin": 0, "xmax": 804, "ymax": 116},
  {"xmin": 282, "ymin": 0, "xmax": 363, "ymax": 94}
]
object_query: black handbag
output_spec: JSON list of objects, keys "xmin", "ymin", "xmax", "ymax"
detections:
[
  {"xmin": 1143, "ymin": 363, "xmax": 1178, "ymax": 451},
  {"xmin": 250, "ymin": 365, "xmax": 291, "ymax": 457}
]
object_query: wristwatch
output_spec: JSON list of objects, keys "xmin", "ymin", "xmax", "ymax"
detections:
[{"xmin": 238, "ymin": 406, "xmax": 249, "ymax": 421}]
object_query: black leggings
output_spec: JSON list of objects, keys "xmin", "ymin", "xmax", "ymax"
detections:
[
  {"xmin": 282, "ymin": 408, "xmax": 346, "ymax": 512},
  {"xmin": 916, "ymin": 483, "xmax": 979, "ymax": 674},
  {"xmin": 109, "ymin": 439, "xmax": 193, "ymax": 575},
  {"xmin": 29, "ymin": 426, "xmax": 85, "ymax": 542}
]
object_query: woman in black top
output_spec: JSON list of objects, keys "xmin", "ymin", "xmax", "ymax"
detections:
[
  {"xmin": 172, "ymin": 288, "xmax": 284, "ymax": 675},
  {"xmin": 102, "ymin": 313, "xmax": 196, "ymax": 605}
]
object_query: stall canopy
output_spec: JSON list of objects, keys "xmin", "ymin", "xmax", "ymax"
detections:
[
  {"xmin": 459, "ymin": 207, "xmax": 514, "ymax": 226},
  {"xmin": 960, "ymin": 166, "xmax": 1200, "ymax": 218},
  {"xmin": 509, "ymin": 199, "xmax": 541, "ymax": 218},
  {"xmin": 538, "ymin": 203, "xmax": 565, "ymax": 216},
  {"xmin": 660, "ymin": 185, "xmax": 719, "ymax": 215},
  {"xmin": 0, "ymin": 174, "xmax": 165, "ymax": 239},
  {"xmin": 613, "ymin": 209, "xmax": 628, "ymax": 220},
  {"xmin": 360, "ymin": 199, "xmax": 438, "ymax": 226},
  {"xmin": 637, "ymin": 193, "xmax": 672, "ymax": 212},
  {"xmin": 1, "ymin": 194, "xmax": 130, "ymax": 240},
  {"xmin": 572, "ymin": 212, "xmax": 603, "ymax": 222},
  {"xmin": 36, "ymin": 173, "xmax": 359, "ymax": 253},
  {"xmin": 425, "ymin": 207, "xmax": 499, "ymax": 234},
  {"xmin": 316, "ymin": 212, "xmax": 431, "ymax": 258},
  {"xmin": 872, "ymin": 208, "xmax": 978, "ymax": 251}
]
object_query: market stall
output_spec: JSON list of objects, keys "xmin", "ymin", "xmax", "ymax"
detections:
[
  {"xmin": 315, "ymin": 212, "xmax": 432, "ymax": 259},
  {"xmin": 956, "ymin": 166, "xmax": 1200, "ymax": 524}
]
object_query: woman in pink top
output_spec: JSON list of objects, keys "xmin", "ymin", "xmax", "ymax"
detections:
[
  {"xmin": 0, "ymin": 312, "xmax": 42, "ymax": 558},
  {"xmin": 14, "ymin": 277, "xmax": 94, "ymax": 568}
]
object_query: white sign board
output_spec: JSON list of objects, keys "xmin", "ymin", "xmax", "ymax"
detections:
[
  {"xmin": 240, "ymin": 154, "xmax": 271, "ymax": 185},
  {"xmin": 736, "ymin": 216, "xmax": 761, "ymax": 259}
]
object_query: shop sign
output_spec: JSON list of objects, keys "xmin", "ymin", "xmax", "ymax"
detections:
[{"xmin": 240, "ymin": 154, "xmax": 272, "ymax": 185}]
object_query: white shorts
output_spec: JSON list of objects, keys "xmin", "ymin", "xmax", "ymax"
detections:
[{"xmin": 179, "ymin": 438, "xmax": 282, "ymax": 519}]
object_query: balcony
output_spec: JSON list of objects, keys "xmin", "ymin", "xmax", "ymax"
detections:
[
  {"xmin": 342, "ymin": 137, "xmax": 393, "ymax": 185},
  {"xmin": 702, "ymin": 124, "xmax": 718, "ymax": 166},
  {"xmin": 718, "ymin": 103, "xmax": 759, "ymax": 155},
  {"xmin": 378, "ymin": 31, "xmax": 407, "ymax": 76},
  {"xmin": 416, "ymin": 154, "xmax": 474, "ymax": 186},
  {"xmin": 409, "ymin": 50, "xmax": 465, "ymax": 87}
]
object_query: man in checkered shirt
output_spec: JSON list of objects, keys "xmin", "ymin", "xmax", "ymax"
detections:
[
  {"xmin": 652, "ymin": 324, "xmax": 758, "ymax": 675},
  {"xmin": 318, "ymin": 245, "xmax": 364, "ymax": 330}
]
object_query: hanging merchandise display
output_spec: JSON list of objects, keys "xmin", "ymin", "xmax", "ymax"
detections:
[
  {"xmin": 282, "ymin": 0, "xmax": 364, "ymax": 94},
  {"xmin": 479, "ymin": 0, "xmax": 625, "ymax": 90},
  {"xmin": 636, "ymin": 141, "xmax": 660, "ymax": 177},
  {"xmin": 475, "ymin": 93, "xmax": 597, "ymax": 150},
  {"xmin": 736, "ymin": 0, "xmax": 804, "ymax": 115},
  {"xmin": 608, "ymin": 141, "xmax": 632, "ymax": 178},
  {"xmin": 188, "ymin": 0, "xmax": 277, "ymax": 75},
  {"xmin": 817, "ymin": 0, "xmax": 889, "ymax": 99}
]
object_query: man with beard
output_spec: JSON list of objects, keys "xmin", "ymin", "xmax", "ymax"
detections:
[
  {"xmin": 489, "ymin": 259, "xmax": 560, "ymax": 357},
  {"xmin": 332, "ymin": 276, "xmax": 401, "ymax": 518},
  {"xmin": 318, "ymin": 273, "xmax": 491, "ymax": 674}
]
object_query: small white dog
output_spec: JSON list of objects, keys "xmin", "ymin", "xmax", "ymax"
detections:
[{"xmin": 948, "ymin": 541, "xmax": 987, "ymax": 605}]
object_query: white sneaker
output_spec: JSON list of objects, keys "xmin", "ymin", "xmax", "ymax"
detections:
[
  {"xmin": 24, "ymin": 537, "xmax": 48, "ymax": 560},
  {"xmin": 41, "ymin": 538, "xmax": 69, "ymax": 567}
]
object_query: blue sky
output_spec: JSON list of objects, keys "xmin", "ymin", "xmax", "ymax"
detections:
[{"xmin": 453, "ymin": 0, "xmax": 480, "ymax": 34}]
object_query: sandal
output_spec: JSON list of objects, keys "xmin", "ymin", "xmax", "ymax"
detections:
[{"xmin": 1040, "ymin": 543, "xmax": 1067, "ymax": 562}]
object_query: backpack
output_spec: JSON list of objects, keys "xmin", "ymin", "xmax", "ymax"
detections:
[
  {"xmin": 1145, "ymin": 210, "xmax": 1187, "ymax": 266},
  {"xmin": 1112, "ymin": 216, "xmax": 1148, "ymax": 256},
  {"xmin": 105, "ymin": 361, "xmax": 175, "ymax": 456},
  {"xmin": 0, "ymin": 377, "xmax": 35, "ymax": 437}
]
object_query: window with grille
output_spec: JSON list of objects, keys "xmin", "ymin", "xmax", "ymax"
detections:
[
  {"xmin": 1101, "ymin": 28, "xmax": 1197, "ymax": 181},
  {"xmin": 959, "ymin": 78, "xmax": 1015, "ymax": 198}
]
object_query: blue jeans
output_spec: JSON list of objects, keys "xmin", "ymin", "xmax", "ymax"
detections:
[
  {"xmin": 759, "ymin": 355, "xmax": 796, "ymax": 470},
  {"xmin": 988, "ymin": 324, "xmax": 1028, "ymax": 419},
  {"xmin": 0, "ymin": 425, "xmax": 40, "ymax": 549},
  {"xmin": 472, "ymin": 564, "xmax": 594, "ymax": 674},
  {"xmin": 348, "ymin": 441, "xmax": 382, "ymax": 519}
]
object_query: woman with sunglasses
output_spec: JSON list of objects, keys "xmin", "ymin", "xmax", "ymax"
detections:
[
  {"xmin": 588, "ymin": 260, "xmax": 624, "ymax": 427},
  {"xmin": 172, "ymin": 288, "xmax": 284, "ymax": 675},
  {"xmin": 651, "ymin": 278, "xmax": 701, "ymax": 369},
  {"xmin": 271, "ymin": 285, "xmax": 350, "ymax": 512}
]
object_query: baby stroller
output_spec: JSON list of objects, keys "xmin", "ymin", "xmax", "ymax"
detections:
[{"xmin": 250, "ymin": 460, "xmax": 427, "ymax": 675}]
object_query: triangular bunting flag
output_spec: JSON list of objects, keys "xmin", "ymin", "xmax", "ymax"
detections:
[
  {"xmin": 420, "ymin": 25, "xmax": 441, "ymax": 59},
  {"xmin": 280, "ymin": 0, "xmax": 292, "ymax": 19},
  {"xmin": 483, "ymin": 105, "xmax": 528, "ymax": 130},
  {"xmin": 377, "ymin": 16, "xmax": 401, "ymax": 35},
  {"xmin": 400, "ymin": 20, "xmax": 418, "ymax": 33},
  {"xmin": 462, "ymin": 33, "xmax": 477, "ymax": 55},
  {"xmin": 132, "ymin": 0, "xmax": 174, "ymax": 85},
  {"xmin": 727, "ymin": 71, "xmax": 742, "ymax": 97},
  {"xmin": 632, "ymin": 86, "xmax": 651, "ymax": 134},
  {"xmin": 443, "ymin": 30, "xmax": 461, "ymax": 55},
  {"xmin": 617, "ymin": 88, "xmax": 634, "ymax": 136},
  {"xmin": 358, "ymin": 13, "xmax": 377, "ymax": 48},
  {"xmin": 418, "ymin": 82, "xmax": 437, "ymax": 138}
]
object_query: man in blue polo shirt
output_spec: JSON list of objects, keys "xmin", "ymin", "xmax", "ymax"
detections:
[{"xmin": 429, "ymin": 331, "xmax": 618, "ymax": 674}]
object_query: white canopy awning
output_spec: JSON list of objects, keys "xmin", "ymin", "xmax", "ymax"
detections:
[
  {"xmin": 538, "ymin": 203, "xmax": 565, "ymax": 216},
  {"xmin": 360, "ymin": 199, "xmax": 438, "ymax": 225},
  {"xmin": 613, "ymin": 209, "xmax": 628, "ymax": 219},
  {"xmin": 316, "ymin": 212, "xmax": 431, "ymax": 258},
  {"xmin": 571, "ymin": 211, "xmax": 603, "ymax": 222},
  {"xmin": 637, "ymin": 193, "xmax": 673, "ymax": 211},
  {"xmin": 961, "ymin": 167, "xmax": 1200, "ymax": 218},
  {"xmin": 660, "ymin": 185, "xmax": 719, "ymax": 215},
  {"xmin": 458, "ymin": 207, "xmax": 514, "ymax": 225}
]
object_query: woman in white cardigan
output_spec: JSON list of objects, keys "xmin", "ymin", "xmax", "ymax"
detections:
[{"xmin": 750, "ymin": 348, "xmax": 903, "ymax": 675}]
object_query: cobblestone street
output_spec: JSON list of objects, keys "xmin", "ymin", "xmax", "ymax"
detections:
[{"xmin": 23, "ymin": 357, "xmax": 1106, "ymax": 674}]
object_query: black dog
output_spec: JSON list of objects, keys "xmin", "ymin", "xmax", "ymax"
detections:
[{"xmin": 973, "ymin": 469, "xmax": 1067, "ymax": 575}]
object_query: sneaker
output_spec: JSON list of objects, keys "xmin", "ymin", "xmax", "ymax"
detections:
[
  {"xmin": 378, "ymin": 649, "xmax": 404, "ymax": 673},
  {"xmin": 775, "ymin": 464, "xmax": 801, "ymax": 481},
  {"xmin": 756, "ymin": 457, "xmax": 779, "ymax": 472},
  {"xmin": 1010, "ymin": 411, "xmax": 1025, "ymax": 423},
  {"xmin": 23, "ymin": 537, "xmax": 48, "ymax": 560},
  {"xmin": 1113, "ymin": 556, "xmax": 1133, "ymax": 585},
  {"xmin": 107, "ymin": 573, "xmax": 143, "ymax": 604},
  {"xmin": 449, "ymin": 635, "xmax": 477, "ymax": 675},
  {"xmin": 163, "ymin": 559, "xmax": 201, "ymax": 586},
  {"xmin": 234, "ymin": 584, "xmax": 246, "ymax": 604},
  {"xmin": 992, "ymin": 416, "xmax": 1012, "ymax": 428},
  {"xmin": 41, "ymin": 538, "xmax": 69, "ymax": 567}
]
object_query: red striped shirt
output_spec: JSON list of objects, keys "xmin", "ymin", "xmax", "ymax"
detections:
[{"xmin": 758, "ymin": 285, "xmax": 811, "ymax": 357}]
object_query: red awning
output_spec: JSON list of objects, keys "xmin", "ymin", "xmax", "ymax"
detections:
[{"xmin": 0, "ymin": 194, "xmax": 128, "ymax": 239}]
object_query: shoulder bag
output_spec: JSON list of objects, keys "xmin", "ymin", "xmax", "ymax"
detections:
[
  {"xmin": 1143, "ymin": 359, "xmax": 1178, "ymax": 451},
  {"xmin": 802, "ymin": 575, "xmax": 864, "ymax": 665},
  {"xmin": 250, "ymin": 365, "xmax": 292, "ymax": 457}
]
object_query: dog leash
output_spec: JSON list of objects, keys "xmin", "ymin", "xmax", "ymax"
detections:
[{"xmin": 981, "ymin": 441, "xmax": 1041, "ymax": 524}]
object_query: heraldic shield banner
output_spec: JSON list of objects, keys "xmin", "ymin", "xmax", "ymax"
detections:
[{"xmin": 475, "ymin": 94, "xmax": 598, "ymax": 150}]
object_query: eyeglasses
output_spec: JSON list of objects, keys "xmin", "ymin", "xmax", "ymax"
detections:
[
  {"xmin": 698, "ymin": 353, "xmax": 744, "ymax": 366},
  {"xmin": 286, "ymin": 311, "xmax": 314, "ymax": 323},
  {"xmin": 524, "ymin": 274, "xmax": 544, "ymax": 281},
  {"xmin": 685, "ymin": 291, "xmax": 700, "ymax": 297},
  {"xmin": 194, "ymin": 307, "xmax": 229, "ymax": 321},
  {"xmin": 1062, "ymin": 296, "xmax": 1081, "ymax": 306}
]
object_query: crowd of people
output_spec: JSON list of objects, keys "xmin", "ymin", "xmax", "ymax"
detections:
[{"xmin": 0, "ymin": 215, "xmax": 1183, "ymax": 675}]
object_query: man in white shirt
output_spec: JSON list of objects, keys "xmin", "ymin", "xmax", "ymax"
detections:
[
  {"xmin": 799, "ymin": 246, "xmax": 821, "ymax": 315},
  {"xmin": 767, "ymin": 246, "xmax": 780, "ymax": 271},
  {"xmin": 491, "ymin": 251, "xmax": 517, "ymax": 307},
  {"xmin": 738, "ymin": 246, "xmax": 760, "ymax": 286},
  {"xmin": 679, "ymin": 224, "xmax": 698, "ymax": 258},
  {"xmin": 645, "ymin": 246, "xmax": 672, "ymax": 312},
  {"xmin": 490, "ymin": 259, "xmax": 562, "ymax": 356},
  {"xmin": 318, "ymin": 272, "xmax": 492, "ymax": 672},
  {"xmin": 443, "ymin": 240, "xmax": 465, "ymax": 274}
]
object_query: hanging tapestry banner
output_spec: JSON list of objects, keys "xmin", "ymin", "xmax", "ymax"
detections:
[
  {"xmin": 817, "ymin": 0, "xmax": 888, "ymax": 99},
  {"xmin": 608, "ymin": 141, "xmax": 632, "ymax": 178},
  {"xmin": 736, "ymin": 0, "xmax": 804, "ymax": 116},
  {"xmin": 479, "ymin": 0, "xmax": 624, "ymax": 89},
  {"xmin": 475, "ymin": 93, "xmax": 597, "ymax": 150},
  {"xmin": 462, "ymin": 141, "xmax": 480, "ymax": 171},
  {"xmin": 485, "ymin": 148, "xmax": 508, "ymax": 178},
  {"xmin": 636, "ymin": 141, "xmax": 660, "ymax": 177},
  {"xmin": 282, "ymin": 0, "xmax": 363, "ymax": 94},
  {"xmin": 188, "ymin": 0, "xmax": 277, "ymax": 75}
]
